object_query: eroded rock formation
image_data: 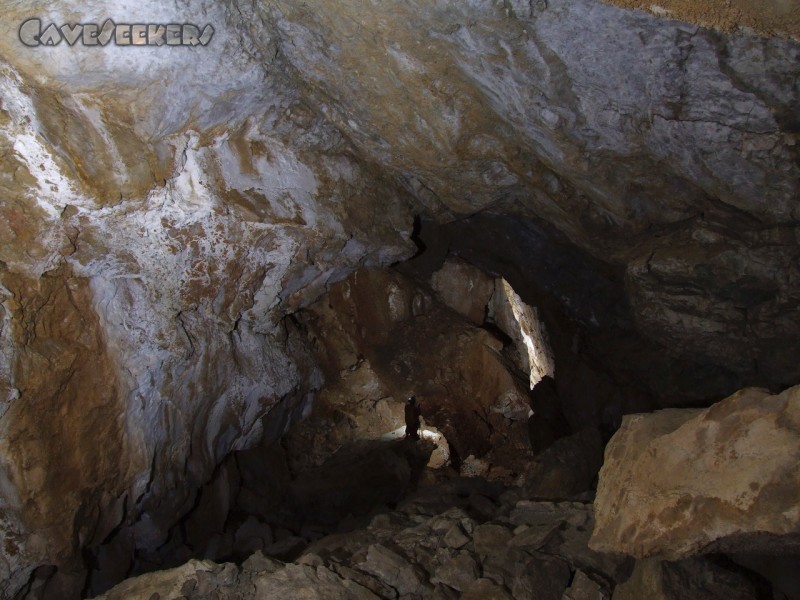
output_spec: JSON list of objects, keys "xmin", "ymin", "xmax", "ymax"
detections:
[
  {"xmin": 0, "ymin": 0, "xmax": 797, "ymax": 597},
  {"xmin": 0, "ymin": 2, "xmax": 418, "ymax": 595},
  {"xmin": 285, "ymin": 265, "xmax": 550, "ymax": 478},
  {"xmin": 265, "ymin": 0, "xmax": 800, "ymax": 393},
  {"xmin": 93, "ymin": 476, "xmax": 632, "ymax": 600}
]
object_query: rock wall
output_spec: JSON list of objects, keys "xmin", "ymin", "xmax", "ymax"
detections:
[
  {"xmin": 0, "ymin": 2, "xmax": 417, "ymax": 596},
  {"xmin": 264, "ymin": 0, "xmax": 800, "ymax": 393},
  {"xmin": 0, "ymin": 0, "xmax": 798, "ymax": 596},
  {"xmin": 602, "ymin": 0, "xmax": 800, "ymax": 38},
  {"xmin": 0, "ymin": 267, "xmax": 131, "ymax": 596},
  {"xmin": 287, "ymin": 267, "xmax": 542, "ymax": 477}
]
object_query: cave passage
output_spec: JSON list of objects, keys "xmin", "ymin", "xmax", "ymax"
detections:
[
  {"xmin": 2, "ymin": 1, "xmax": 799, "ymax": 598},
  {"xmin": 80, "ymin": 232, "xmax": 575, "ymax": 596},
  {"xmin": 25, "ymin": 208, "xmax": 800, "ymax": 600}
]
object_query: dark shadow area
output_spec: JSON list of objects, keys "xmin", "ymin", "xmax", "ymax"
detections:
[
  {"xmin": 82, "ymin": 437, "xmax": 435, "ymax": 597},
  {"xmin": 409, "ymin": 212, "xmax": 748, "ymax": 415},
  {"xmin": 288, "ymin": 438, "xmax": 434, "ymax": 530}
]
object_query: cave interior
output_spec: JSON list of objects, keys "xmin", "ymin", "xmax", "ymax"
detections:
[{"xmin": 0, "ymin": 1, "xmax": 799, "ymax": 599}]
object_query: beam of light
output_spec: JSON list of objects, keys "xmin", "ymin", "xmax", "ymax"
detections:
[{"xmin": 501, "ymin": 279, "xmax": 555, "ymax": 389}]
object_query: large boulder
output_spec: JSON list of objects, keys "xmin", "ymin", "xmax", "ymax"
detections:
[{"xmin": 590, "ymin": 385, "xmax": 800, "ymax": 559}]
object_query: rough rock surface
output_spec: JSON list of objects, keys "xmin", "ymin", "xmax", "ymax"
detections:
[
  {"xmin": 0, "ymin": 0, "xmax": 798, "ymax": 596},
  {"xmin": 430, "ymin": 258, "xmax": 495, "ymax": 326},
  {"xmin": 611, "ymin": 556, "xmax": 768, "ymax": 600},
  {"xmin": 95, "ymin": 474, "xmax": 632, "ymax": 600},
  {"xmin": 603, "ymin": 0, "xmax": 800, "ymax": 38},
  {"xmin": 264, "ymin": 0, "xmax": 800, "ymax": 393},
  {"xmin": 590, "ymin": 385, "xmax": 800, "ymax": 559},
  {"xmin": 286, "ymin": 267, "xmax": 546, "ymax": 477},
  {"xmin": 0, "ymin": 2, "xmax": 415, "ymax": 596}
]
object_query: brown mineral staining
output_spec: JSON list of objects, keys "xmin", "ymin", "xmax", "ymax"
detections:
[
  {"xmin": 604, "ymin": 0, "xmax": 800, "ymax": 39},
  {"xmin": 0, "ymin": 267, "xmax": 135, "ymax": 559},
  {"xmin": 591, "ymin": 385, "xmax": 800, "ymax": 559}
]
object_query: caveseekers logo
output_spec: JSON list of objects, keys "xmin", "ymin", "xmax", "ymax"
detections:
[{"xmin": 19, "ymin": 18, "xmax": 214, "ymax": 47}]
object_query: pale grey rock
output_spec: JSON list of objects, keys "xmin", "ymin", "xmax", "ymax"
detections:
[
  {"xmin": 233, "ymin": 517, "xmax": 273, "ymax": 554},
  {"xmin": 0, "ymin": 1, "xmax": 415, "ymax": 592},
  {"xmin": 461, "ymin": 578, "xmax": 514, "ymax": 600},
  {"xmin": 511, "ymin": 501, "xmax": 633, "ymax": 584},
  {"xmin": 481, "ymin": 546, "xmax": 533, "ymax": 591},
  {"xmin": 329, "ymin": 562, "xmax": 399, "ymax": 599},
  {"xmin": 241, "ymin": 551, "xmax": 283, "ymax": 576},
  {"xmin": 517, "ymin": 428, "xmax": 604, "ymax": 499},
  {"xmin": 509, "ymin": 521, "xmax": 561, "ymax": 550},
  {"xmin": 489, "ymin": 278, "xmax": 556, "ymax": 388},
  {"xmin": 253, "ymin": 563, "xmax": 379, "ymax": 599},
  {"xmin": 429, "ymin": 258, "xmax": 495, "ymax": 325},
  {"xmin": 0, "ymin": 0, "xmax": 798, "ymax": 596},
  {"xmin": 94, "ymin": 559, "xmax": 234, "ymax": 600},
  {"xmin": 265, "ymin": 0, "xmax": 800, "ymax": 394}
]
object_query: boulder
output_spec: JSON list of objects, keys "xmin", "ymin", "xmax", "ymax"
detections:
[
  {"xmin": 562, "ymin": 570, "xmax": 608, "ymax": 600},
  {"xmin": 591, "ymin": 386, "xmax": 800, "ymax": 559},
  {"xmin": 433, "ymin": 552, "xmax": 480, "ymax": 591},
  {"xmin": 253, "ymin": 563, "xmax": 379, "ymax": 600},
  {"xmin": 358, "ymin": 543, "xmax": 429, "ymax": 597},
  {"xmin": 461, "ymin": 578, "xmax": 514, "ymax": 600},
  {"xmin": 519, "ymin": 428, "xmax": 604, "ymax": 500},
  {"xmin": 510, "ymin": 554, "xmax": 571, "ymax": 600}
]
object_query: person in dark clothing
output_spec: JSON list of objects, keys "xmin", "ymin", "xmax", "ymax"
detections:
[{"xmin": 404, "ymin": 395, "xmax": 422, "ymax": 440}]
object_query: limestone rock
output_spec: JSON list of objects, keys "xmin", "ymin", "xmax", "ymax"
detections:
[
  {"xmin": 460, "ymin": 455, "xmax": 491, "ymax": 478},
  {"xmin": 291, "ymin": 267, "xmax": 537, "ymax": 476},
  {"xmin": 430, "ymin": 258, "xmax": 495, "ymax": 325},
  {"xmin": 253, "ymin": 563, "xmax": 379, "ymax": 600},
  {"xmin": 266, "ymin": 0, "xmax": 800, "ymax": 393},
  {"xmin": 288, "ymin": 439, "xmax": 433, "ymax": 527},
  {"xmin": 433, "ymin": 551, "xmax": 479, "ymax": 591},
  {"xmin": 233, "ymin": 517, "xmax": 274, "ymax": 554},
  {"xmin": 473, "ymin": 523, "xmax": 514, "ymax": 558},
  {"xmin": 443, "ymin": 524, "xmax": 471, "ymax": 549},
  {"xmin": 94, "ymin": 559, "xmax": 237, "ymax": 600},
  {"xmin": 461, "ymin": 578, "xmax": 514, "ymax": 600},
  {"xmin": 518, "ymin": 428, "xmax": 604, "ymax": 499},
  {"xmin": 511, "ymin": 554, "xmax": 571, "ymax": 600},
  {"xmin": 94, "ymin": 469, "xmax": 782, "ymax": 600},
  {"xmin": 511, "ymin": 501, "xmax": 633, "ymax": 584},
  {"xmin": 1, "ymin": 0, "xmax": 799, "ymax": 596},
  {"xmin": 358, "ymin": 543, "xmax": 429, "ymax": 596},
  {"xmin": 0, "ymin": 2, "xmax": 416, "ymax": 593},
  {"xmin": 562, "ymin": 570, "xmax": 609, "ymax": 600},
  {"xmin": 590, "ymin": 386, "xmax": 800, "ymax": 559},
  {"xmin": 602, "ymin": 0, "xmax": 800, "ymax": 38},
  {"xmin": 489, "ymin": 279, "xmax": 556, "ymax": 389}
]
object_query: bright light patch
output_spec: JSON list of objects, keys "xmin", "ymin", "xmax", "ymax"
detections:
[
  {"xmin": 500, "ymin": 279, "xmax": 555, "ymax": 389},
  {"xmin": 421, "ymin": 429, "xmax": 441, "ymax": 442},
  {"xmin": 381, "ymin": 424, "xmax": 450, "ymax": 469}
]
